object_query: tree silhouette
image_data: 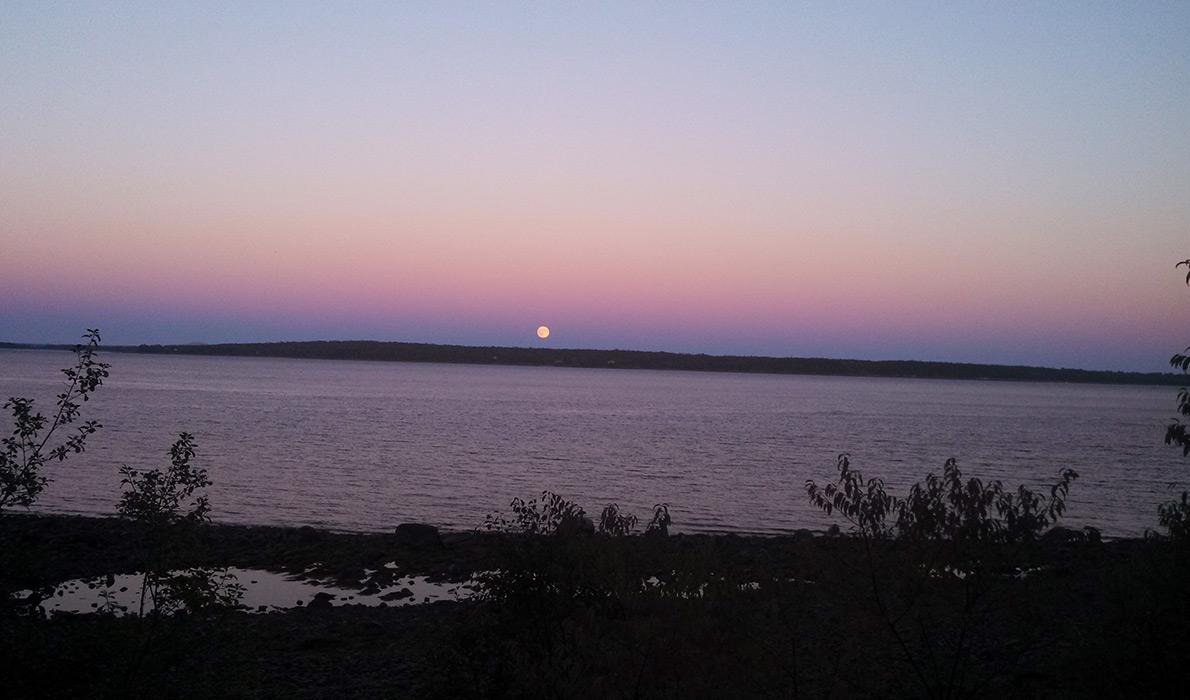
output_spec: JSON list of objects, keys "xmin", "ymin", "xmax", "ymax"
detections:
[
  {"xmin": 1, "ymin": 329, "xmax": 108, "ymax": 512},
  {"xmin": 1166, "ymin": 260, "xmax": 1190, "ymax": 456}
]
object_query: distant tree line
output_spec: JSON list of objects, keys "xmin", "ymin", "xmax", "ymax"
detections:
[{"xmin": 3, "ymin": 339, "xmax": 1182, "ymax": 386}]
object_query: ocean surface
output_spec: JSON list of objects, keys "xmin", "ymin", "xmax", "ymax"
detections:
[{"xmin": 0, "ymin": 348, "xmax": 1183, "ymax": 537}]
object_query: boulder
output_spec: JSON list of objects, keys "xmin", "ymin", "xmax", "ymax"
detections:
[
  {"xmin": 394, "ymin": 523, "xmax": 442, "ymax": 548},
  {"xmin": 380, "ymin": 587, "xmax": 414, "ymax": 602},
  {"xmin": 307, "ymin": 591, "xmax": 335, "ymax": 610}
]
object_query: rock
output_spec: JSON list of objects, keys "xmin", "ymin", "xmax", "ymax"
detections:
[
  {"xmin": 394, "ymin": 523, "xmax": 442, "ymax": 548},
  {"xmin": 556, "ymin": 514, "xmax": 595, "ymax": 537},
  {"xmin": 380, "ymin": 587, "xmax": 414, "ymax": 601},
  {"xmin": 792, "ymin": 529, "xmax": 815, "ymax": 541},
  {"xmin": 307, "ymin": 592, "xmax": 335, "ymax": 609}
]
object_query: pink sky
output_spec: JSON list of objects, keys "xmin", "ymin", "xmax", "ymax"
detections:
[{"xmin": 2, "ymin": 3, "xmax": 1188, "ymax": 371}]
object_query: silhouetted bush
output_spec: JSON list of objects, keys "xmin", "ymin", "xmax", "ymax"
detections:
[
  {"xmin": 1, "ymin": 329, "xmax": 108, "ymax": 512},
  {"xmin": 597, "ymin": 503, "xmax": 638, "ymax": 535},
  {"xmin": 117, "ymin": 433, "xmax": 243, "ymax": 616},
  {"xmin": 483, "ymin": 490, "xmax": 587, "ymax": 535},
  {"xmin": 1161, "ymin": 259, "xmax": 1190, "ymax": 540},
  {"xmin": 1165, "ymin": 259, "xmax": 1190, "ymax": 456},
  {"xmin": 806, "ymin": 454, "xmax": 1079, "ymax": 697},
  {"xmin": 478, "ymin": 492, "xmax": 670, "ymax": 606},
  {"xmin": 1158, "ymin": 489, "xmax": 1190, "ymax": 540},
  {"xmin": 646, "ymin": 503, "xmax": 671, "ymax": 536},
  {"xmin": 807, "ymin": 454, "xmax": 1077, "ymax": 545}
]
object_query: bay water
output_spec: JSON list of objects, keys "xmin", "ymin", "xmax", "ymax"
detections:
[{"xmin": 0, "ymin": 349, "xmax": 1181, "ymax": 536}]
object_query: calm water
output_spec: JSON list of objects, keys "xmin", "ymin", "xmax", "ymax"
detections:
[{"xmin": 0, "ymin": 349, "xmax": 1182, "ymax": 536}]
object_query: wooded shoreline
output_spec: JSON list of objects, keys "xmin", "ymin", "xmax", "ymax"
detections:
[{"xmin": 2, "ymin": 339, "xmax": 1182, "ymax": 386}]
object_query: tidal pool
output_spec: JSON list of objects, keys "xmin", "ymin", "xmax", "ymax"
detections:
[{"xmin": 12, "ymin": 564, "xmax": 480, "ymax": 616}]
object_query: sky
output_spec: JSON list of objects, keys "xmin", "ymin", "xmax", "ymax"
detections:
[{"xmin": 2, "ymin": 2, "xmax": 1188, "ymax": 371}]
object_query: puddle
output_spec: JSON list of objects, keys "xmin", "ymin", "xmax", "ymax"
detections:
[
  {"xmin": 13, "ymin": 568, "xmax": 833, "ymax": 615},
  {"xmin": 11, "ymin": 563, "xmax": 480, "ymax": 616}
]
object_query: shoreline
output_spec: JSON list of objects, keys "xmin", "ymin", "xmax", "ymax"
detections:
[
  {"xmin": 4, "ymin": 512, "xmax": 1188, "ymax": 697},
  {"xmin": 0, "ymin": 511, "xmax": 1148, "ymax": 591},
  {"xmin": 4, "ymin": 507, "xmax": 1144, "ymax": 543}
]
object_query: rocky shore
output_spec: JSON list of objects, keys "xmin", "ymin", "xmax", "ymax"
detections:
[{"xmin": 3, "ymin": 513, "xmax": 1188, "ymax": 697}]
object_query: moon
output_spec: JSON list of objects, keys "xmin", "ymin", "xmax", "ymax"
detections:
[{"xmin": 536, "ymin": 325, "xmax": 550, "ymax": 340}]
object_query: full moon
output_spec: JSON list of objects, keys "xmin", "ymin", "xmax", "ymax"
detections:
[{"xmin": 536, "ymin": 325, "xmax": 550, "ymax": 339}]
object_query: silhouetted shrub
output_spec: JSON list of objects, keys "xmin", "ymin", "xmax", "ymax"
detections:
[
  {"xmin": 1158, "ymin": 488, "xmax": 1190, "ymax": 540},
  {"xmin": 483, "ymin": 490, "xmax": 586, "ymax": 535},
  {"xmin": 118, "ymin": 433, "xmax": 210, "ymax": 529},
  {"xmin": 807, "ymin": 454, "xmax": 1077, "ymax": 545},
  {"xmin": 1165, "ymin": 260, "xmax": 1190, "ymax": 456},
  {"xmin": 805, "ymin": 454, "xmax": 897, "ymax": 539},
  {"xmin": 1160, "ymin": 259, "xmax": 1190, "ymax": 539},
  {"xmin": 480, "ymin": 492, "xmax": 655, "ymax": 603},
  {"xmin": 646, "ymin": 503, "xmax": 671, "ymax": 536},
  {"xmin": 806, "ymin": 454, "xmax": 1079, "ymax": 697},
  {"xmin": 598, "ymin": 503, "xmax": 638, "ymax": 536},
  {"xmin": 117, "ymin": 433, "xmax": 242, "ymax": 616},
  {"xmin": 1, "ymin": 329, "xmax": 108, "ymax": 512}
]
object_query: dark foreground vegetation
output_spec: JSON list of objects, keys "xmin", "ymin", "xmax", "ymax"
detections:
[
  {"xmin": 2, "ymin": 513, "xmax": 1189, "ymax": 698},
  {"xmin": 2, "ymin": 338, "xmax": 1184, "ymax": 385}
]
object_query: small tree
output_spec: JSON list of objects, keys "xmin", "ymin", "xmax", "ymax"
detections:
[
  {"xmin": 112, "ymin": 433, "xmax": 241, "ymax": 698},
  {"xmin": 118, "ymin": 433, "xmax": 211, "ymax": 530},
  {"xmin": 117, "ymin": 433, "xmax": 241, "ymax": 616},
  {"xmin": 1, "ymin": 329, "xmax": 109, "ymax": 512}
]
